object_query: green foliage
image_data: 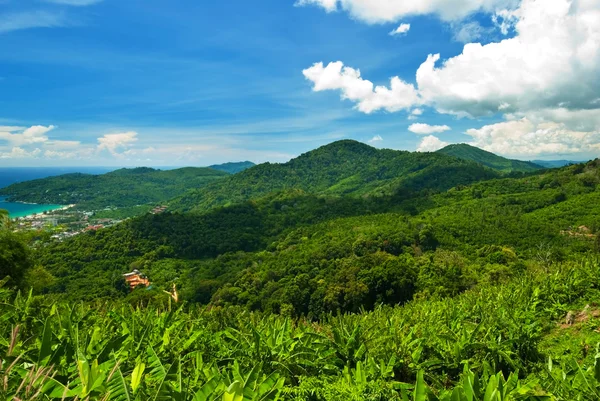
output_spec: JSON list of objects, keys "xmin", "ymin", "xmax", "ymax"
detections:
[
  {"xmin": 2, "ymin": 258, "xmax": 600, "ymax": 399},
  {"xmin": 0, "ymin": 167, "xmax": 228, "ymax": 210},
  {"xmin": 437, "ymin": 143, "xmax": 544, "ymax": 173},
  {"xmin": 170, "ymin": 140, "xmax": 500, "ymax": 213},
  {"xmin": 0, "ymin": 230, "xmax": 33, "ymax": 288},
  {"xmin": 209, "ymin": 161, "xmax": 256, "ymax": 174}
]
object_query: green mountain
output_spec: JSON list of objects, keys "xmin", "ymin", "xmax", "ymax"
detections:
[
  {"xmin": 209, "ymin": 161, "xmax": 255, "ymax": 174},
  {"xmin": 35, "ymin": 157, "xmax": 600, "ymax": 309},
  {"xmin": 533, "ymin": 159, "xmax": 583, "ymax": 168},
  {"xmin": 437, "ymin": 143, "xmax": 544, "ymax": 172},
  {"xmin": 0, "ymin": 167, "xmax": 228, "ymax": 210},
  {"xmin": 171, "ymin": 140, "xmax": 500, "ymax": 213}
]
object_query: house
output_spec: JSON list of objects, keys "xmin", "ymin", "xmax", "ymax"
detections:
[{"xmin": 123, "ymin": 269, "xmax": 150, "ymax": 290}]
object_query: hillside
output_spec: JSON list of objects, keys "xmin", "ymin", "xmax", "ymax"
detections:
[
  {"xmin": 5, "ymin": 149, "xmax": 600, "ymax": 400},
  {"xmin": 209, "ymin": 161, "xmax": 255, "ymax": 174},
  {"xmin": 437, "ymin": 143, "xmax": 544, "ymax": 172},
  {"xmin": 533, "ymin": 159, "xmax": 582, "ymax": 168},
  {"xmin": 35, "ymin": 157, "xmax": 600, "ymax": 309},
  {"xmin": 0, "ymin": 166, "xmax": 228, "ymax": 210},
  {"xmin": 171, "ymin": 140, "xmax": 501, "ymax": 213}
]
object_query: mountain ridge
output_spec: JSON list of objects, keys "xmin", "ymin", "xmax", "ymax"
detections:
[
  {"xmin": 437, "ymin": 143, "xmax": 544, "ymax": 173},
  {"xmin": 169, "ymin": 140, "xmax": 501, "ymax": 213}
]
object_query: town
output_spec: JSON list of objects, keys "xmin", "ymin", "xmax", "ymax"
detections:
[{"xmin": 12, "ymin": 204, "xmax": 168, "ymax": 241}]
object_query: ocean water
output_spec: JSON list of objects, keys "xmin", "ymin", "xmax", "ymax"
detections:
[
  {"xmin": 0, "ymin": 196, "xmax": 62, "ymax": 218},
  {"xmin": 0, "ymin": 167, "xmax": 117, "ymax": 218}
]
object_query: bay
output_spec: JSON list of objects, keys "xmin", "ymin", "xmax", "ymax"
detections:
[{"xmin": 0, "ymin": 196, "xmax": 63, "ymax": 218}]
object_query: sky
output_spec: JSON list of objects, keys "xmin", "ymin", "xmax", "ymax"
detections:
[{"xmin": 0, "ymin": 0, "xmax": 599, "ymax": 166}]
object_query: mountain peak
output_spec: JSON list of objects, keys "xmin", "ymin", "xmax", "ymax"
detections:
[{"xmin": 437, "ymin": 143, "xmax": 543, "ymax": 173}]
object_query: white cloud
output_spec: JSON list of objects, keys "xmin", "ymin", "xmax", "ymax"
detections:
[
  {"xmin": 452, "ymin": 21, "xmax": 486, "ymax": 43},
  {"xmin": 417, "ymin": 135, "xmax": 449, "ymax": 152},
  {"xmin": 409, "ymin": 123, "xmax": 451, "ymax": 135},
  {"xmin": 416, "ymin": 0, "xmax": 600, "ymax": 117},
  {"xmin": 465, "ymin": 118, "xmax": 600, "ymax": 157},
  {"xmin": 44, "ymin": 140, "xmax": 81, "ymax": 149},
  {"xmin": 390, "ymin": 23, "xmax": 411, "ymax": 36},
  {"xmin": 0, "ymin": 125, "xmax": 55, "ymax": 146},
  {"xmin": 368, "ymin": 135, "xmax": 383, "ymax": 143},
  {"xmin": 97, "ymin": 131, "xmax": 138, "ymax": 156},
  {"xmin": 295, "ymin": 0, "xmax": 520, "ymax": 22},
  {"xmin": 303, "ymin": 0, "xmax": 600, "ymax": 156},
  {"xmin": 408, "ymin": 108, "xmax": 423, "ymax": 120},
  {"xmin": 303, "ymin": 61, "xmax": 420, "ymax": 113},
  {"xmin": 43, "ymin": 150, "xmax": 76, "ymax": 159},
  {"xmin": 0, "ymin": 11, "xmax": 67, "ymax": 34},
  {"xmin": 0, "ymin": 147, "xmax": 42, "ymax": 159},
  {"xmin": 295, "ymin": 0, "xmax": 338, "ymax": 12}
]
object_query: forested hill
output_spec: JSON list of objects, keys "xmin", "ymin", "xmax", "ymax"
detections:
[
  {"xmin": 35, "ymin": 158, "xmax": 600, "ymax": 309},
  {"xmin": 209, "ymin": 161, "xmax": 255, "ymax": 174},
  {"xmin": 0, "ymin": 166, "xmax": 228, "ymax": 209},
  {"xmin": 170, "ymin": 140, "xmax": 501, "ymax": 213},
  {"xmin": 437, "ymin": 143, "xmax": 544, "ymax": 173}
]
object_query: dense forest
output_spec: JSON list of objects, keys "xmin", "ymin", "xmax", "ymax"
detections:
[
  {"xmin": 1, "ymin": 140, "xmax": 600, "ymax": 399},
  {"xmin": 0, "ymin": 166, "xmax": 232, "ymax": 210},
  {"xmin": 169, "ymin": 141, "xmax": 503, "ymax": 213},
  {"xmin": 436, "ymin": 144, "xmax": 544, "ymax": 173},
  {"xmin": 209, "ymin": 161, "xmax": 256, "ymax": 174}
]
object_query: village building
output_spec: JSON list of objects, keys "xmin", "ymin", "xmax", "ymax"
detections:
[{"xmin": 123, "ymin": 269, "xmax": 150, "ymax": 290}]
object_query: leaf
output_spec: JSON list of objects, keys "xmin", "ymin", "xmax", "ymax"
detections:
[
  {"xmin": 131, "ymin": 362, "xmax": 146, "ymax": 393},
  {"xmin": 194, "ymin": 377, "xmax": 222, "ymax": 401},
  {"xmin": 223, "ymin": 381, "xmax": 244, "ymax": 401},
  {"xmin": 107, "ymin": 367, "xmax": 133, "ymax": 401},
  {"xmin": 38, "ymin": 316, "xmax": 53, "ymax": 365},
  {"xmin": 414, "ymin": 370, "xmax": 427, "ymax": 401}
]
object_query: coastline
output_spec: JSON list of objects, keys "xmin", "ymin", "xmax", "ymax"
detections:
[
  {"xmin": 13, "ymin": 204, "xmax": 76, "ymax": 220},
  {"xmin": 0, "ymin": 196, "xmax": 74, "ymax": 219}
]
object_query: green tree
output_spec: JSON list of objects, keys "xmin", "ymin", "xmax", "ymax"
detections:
[
  {"xmin": 0, "ymin": 209, "xmax": 9, "ymax": 229},
  {"xmin": 0, "ymin": 230, "xmax": 33, "ymax": 288}
]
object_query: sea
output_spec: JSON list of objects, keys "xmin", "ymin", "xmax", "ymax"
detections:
[{"xmin": 0, "ymin": 167, "xmax": 117, "ymax": 218}]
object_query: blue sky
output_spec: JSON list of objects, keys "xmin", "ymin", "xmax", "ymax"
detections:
[{"xmin": 0, "ymin": 0, "xmax": 599, "ymax": 166}]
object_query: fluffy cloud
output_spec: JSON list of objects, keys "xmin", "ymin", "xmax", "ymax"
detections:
[
  {"xmin": 409, "ymin": 123, "xmax": 451, "ymax": 134},
  {"xmin": 416, "ymin": 0, "xmax": 600, "ymax": 117},
  {"xmin": 304, "ymin": 0, "xmax": 600, "ymax": 156},
  {"xmin": 417, "ymin": 135, "xmax": 449, "ymax": 152},
  {"xmin": 0, "ymin": 125, "xmax": 55, "ymax": 146},
  {"xmin": 296, "ymin": 0, "xmax": 519, "ymax": 22},
  {"xmin": 368, "ymin": 135, "xmax": 383, "ymax": 143},
  {"xmin": 303, "ymin": 61, "xmax": 420, "ymax": 113},
  {"xmin": 308, "ymin": 0, "xmax": 600, "ymax": 118},
  {"xmin": 97, "ymin": 131, "xmax": 138, "ymax": 156},
  {"xmin": 465, "ymin": 118, "xmax": 600, "ymax": 157},
  {"xmin": 0, "ymin": 147, "xmax": 42, "ymax": 159},
  {"xmin": 408, "ymin": 108, "xmax": 424, "ymax": 120},
  {"xmin": 390, "ymin": 23, "xmax": 410, "ymax": 36}
]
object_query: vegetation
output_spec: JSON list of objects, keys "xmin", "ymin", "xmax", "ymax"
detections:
[
  {"xmin": 0, "ymin": 167, "xmax": 228, "ymax": 210},
  {"xmin": 171, "ymin": 140, "xmax": 500, "ymax": 213},
  {"xmin": 209, "ymin": 161, "xmax": 256, "ymax": 174},
  {"xmin": 2, "ymin": 257, "xmax": 600, "ymax": 399},
  {"xmin": 32, "ymin": 156, "xmax": 600, "ymax": 309},
  {"xmin": 2, "ymin": 140, "xmax": 600, "ymax": 399},
  {"xmin": 437, "ymin": 144, "xmax": 544, "ymax": 173}
]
